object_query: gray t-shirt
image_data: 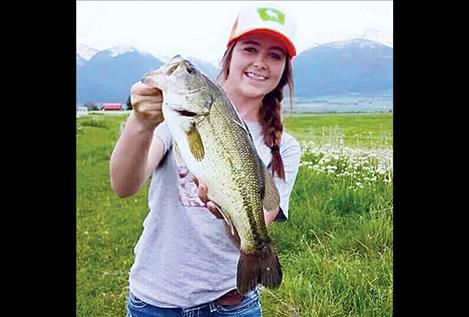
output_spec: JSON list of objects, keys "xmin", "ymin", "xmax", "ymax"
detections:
[{"xmin": 128, "ymin": 120, "xmax": 301, "ymax": 308}]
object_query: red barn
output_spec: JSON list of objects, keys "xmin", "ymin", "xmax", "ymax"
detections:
[{"xmin": 103, "ymin": 103, "xmax": 122, "ymax": 111}]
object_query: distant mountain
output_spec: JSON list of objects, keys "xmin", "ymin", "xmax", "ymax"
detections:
[
  {"xmin": 77, "ymin": 46, "xmax": 164, "ymax": 103},
  {"xmin": 356, "ymin": 27, "xmax": 393, "ymax": 48},
  {"xmin": 77, "ymin": 44, "xmax": 98, "ymax": 68},
  {"xmin": 186, "ymin": 56, "xmax": 220, "ymax": 81},
  {"xmin": 76, "ymin": 39, "xmax": 392, "ymax": 103},
  {"xmin": 76, "ymin": 45, "xmax": 221, "ymax": 104},
  {"xmin": 76, "ymin": 55, "xmax": 86, "ymax": 68},
  {"xmin": 292, "ymin": 38, "xmax": 392, "ymax": 98}
]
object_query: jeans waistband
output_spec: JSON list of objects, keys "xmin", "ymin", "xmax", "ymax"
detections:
[
  {"xmin": 181, "ymin": 288, "xmax": 259, "ymax": 313},
  {"xmin": 181, "ymin": 301, "xmax": 216, "ymax": 313}
]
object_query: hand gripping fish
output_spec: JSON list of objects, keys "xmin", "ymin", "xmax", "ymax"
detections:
[{"xmin": 142, "ymin": 55, "xmax": 282, "ymax": 294}]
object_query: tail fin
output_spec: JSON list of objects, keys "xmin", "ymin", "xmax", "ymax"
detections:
[{"xmin": 237, "ymin": 244, "xmax": 282, "ymax": 294}]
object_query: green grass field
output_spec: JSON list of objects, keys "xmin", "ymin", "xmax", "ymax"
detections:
[{"xmin": 77, "ymin": 112, "xmax": 393, "ymax": 316}]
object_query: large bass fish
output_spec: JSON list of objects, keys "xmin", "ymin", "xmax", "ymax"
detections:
[{"xmin": 142, "ymin": 55, "xmax": 282, "ymax": 294}]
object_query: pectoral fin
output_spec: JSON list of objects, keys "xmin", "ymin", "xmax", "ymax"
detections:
[
  {"xmin": 262, "ymin": 163, "xmax": 280, "ymax": 212},
  {"xmin": 186, "ymin": 126, "xmax": 204, "ymax": 161}
]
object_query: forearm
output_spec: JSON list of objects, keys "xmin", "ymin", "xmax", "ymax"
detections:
[{"xmin": 110, "ymin": 113, "xmax": 156, "ymax": 197}]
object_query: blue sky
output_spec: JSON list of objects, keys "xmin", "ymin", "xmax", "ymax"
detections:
[{"xmin": 77, "ymin": 1, "xmax": 393, "ymax": 63}]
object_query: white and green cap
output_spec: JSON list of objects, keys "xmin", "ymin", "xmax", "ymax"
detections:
[{"xmin": 228, "ymin": 3, "xmax": 297, "ymax": 58}]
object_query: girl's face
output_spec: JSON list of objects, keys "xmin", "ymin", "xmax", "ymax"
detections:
[{"xmin": 224, "ymin": 31, "xmax": 287, "ymax": 99}]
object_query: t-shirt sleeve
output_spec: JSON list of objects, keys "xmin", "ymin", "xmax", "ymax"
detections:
[
  {"xmin": 273, "ymin": 135, "xmax": 301, "ymax": 221},
  {"xmin": 154, "ymin": 121, "xmax": 173, "ymax": 156}
]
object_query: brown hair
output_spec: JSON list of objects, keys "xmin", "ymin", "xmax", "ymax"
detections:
[{"xmin": 217, "ymin": 42, "xmax": 294, "ymax": 180}]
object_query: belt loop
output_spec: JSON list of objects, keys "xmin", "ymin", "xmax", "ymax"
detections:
[{"xmin": 209, "ymin": 301, "xmax": 217, "ymax": 313}]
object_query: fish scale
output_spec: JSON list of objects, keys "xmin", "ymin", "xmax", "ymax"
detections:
[
  {"xmin": 199, "ymin": 108, "xmax": 265, "ymax": 251},
  {"xmin": 142, "ymin": 55, "xmax": 283, "ymax": 294}
]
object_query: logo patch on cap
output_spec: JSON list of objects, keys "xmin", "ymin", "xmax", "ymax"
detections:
[{"xmin": 257, "ymin": 7, "xmax": 285, "ymax": 25}]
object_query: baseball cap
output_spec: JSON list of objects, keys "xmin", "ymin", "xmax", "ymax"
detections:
[{"xmin": 228, "ymin": 3, "xmax": 297, "ymax": 58}]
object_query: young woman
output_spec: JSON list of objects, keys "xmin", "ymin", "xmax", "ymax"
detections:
[{"xmin": 110, "ymin": 3, "xmax": 301, "ymax": 316}]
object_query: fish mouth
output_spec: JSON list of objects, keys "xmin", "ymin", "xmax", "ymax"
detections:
[
  {"xmin": 166, "ymin": 63, "xmax": 180, "ymax": 75},
  {"xmin": 175, "ymin": 109, "xmax": 198, "ymax": 117}
]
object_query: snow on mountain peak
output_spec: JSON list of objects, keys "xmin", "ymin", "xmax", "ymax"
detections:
[
  {"xmin": 108, "ymin": 45, "xmax": 137, "ymax": 57},
  {"xmin": 356, "ymin": 27, "xmax": 393, "ymax": 48},
  {"xmin": 324, "ymin": 38, "xmax": 385, "ymax": 49},
  {"xmin": 321, "ymin": 28, "xmax": 392, "ymax": 49},
  {"xmin": 77, "ymin": 43, "xmax": 99, "ymax": 60}
]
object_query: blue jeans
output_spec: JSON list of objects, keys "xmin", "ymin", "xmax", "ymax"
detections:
[{"xmin": 126, "ymin": 289, "xmax": 262, "ymax": 317}]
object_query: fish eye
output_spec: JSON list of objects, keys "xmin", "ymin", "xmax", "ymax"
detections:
[
  {"xmin": 184, "ymin": 60, "xmax": 196, "ymax": 74},
  {"xmin": 187, "ymin": 66, "xmax": 196, "ymax": 74}
]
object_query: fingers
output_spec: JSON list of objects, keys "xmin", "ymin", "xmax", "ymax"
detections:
[
  {"xmin": 196, "ymin": 181, "xmax": 208, "ymax": 203},
  {"xmin": 120, "ymin": 80, "xmax": 165, "ymax": 132},
  {"xmin": 131, "ymin": 92, "xmax": 163, "ymax": 109},
  {"xmin": 130, "ymin": 81, "xmax": 163, "ymax": 110},
  {"xmin": 192, "ymin": 175, "xmax": 199, "ymax": 187},
  {"xmin": 194, "ymin": 178, "xmax": 224, "ymax": 219},
  {"xmin": 131, "ymin": 81, "xmax": 162, "ymax": 97},
  {"xmin": 129, "ymin": 81, "xmax": 164, "ymax": 128}
]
